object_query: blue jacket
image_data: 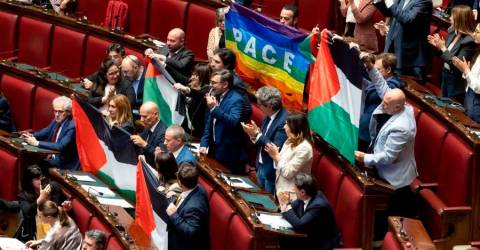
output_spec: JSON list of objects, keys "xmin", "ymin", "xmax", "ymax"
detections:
[
  {"xmin": 33, "ymin": 117, "xmax": 79, "ymax": 170},
  {"xmin": 360, "ymin": 75, "xmax": 404, "ymax": 143},
  {"xmin": 255, "ymin": 108, "xmax": 288, "ymax": 181},
  {"xmin": 175, "ymin": 145, "xmax": 196, "ymax": 166},
  {"xmin": 140, "ymin": 120, "xmax": 167, "ymax": 167},
  {"xmin": 375, "ymin": 0, "xmax": 432, "ymax": 69},
  {"xmin": 168, "ymin": 185, "xmax": 209, "ymax": 250},
  {"xmin": 200, "ymin": 89, "xmax": 247, "ymax": 167}
]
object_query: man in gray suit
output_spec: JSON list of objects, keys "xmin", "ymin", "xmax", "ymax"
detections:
[{"xmin": 355, "ymin": 53, "xmax": 417, "ymax": 218}]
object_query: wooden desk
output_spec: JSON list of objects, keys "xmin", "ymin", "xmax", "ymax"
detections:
[{"xmin": 388, "ymin": 216, "xmax": 436, "ymax": 250}]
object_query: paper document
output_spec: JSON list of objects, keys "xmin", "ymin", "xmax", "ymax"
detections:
[
  {"xmin": 0, "ymin": 237, "xmax": 25, "ymax": 250},
  {"xmin": 220, "ymin": 174, "xmax": 254, "ymax": 189},
  {"xmin": 81, "ymin": 185, "xmax": 116, "ymax": 198},
  {"xmin": 70, "ymin": 174, "xmax": 96, "ymax": 182},
  {"xmin": 258, "ymin": 212, "xmax": 293, "ymax": 230},
  {"xmin": 97, "ymin": 197, "xmax": 133, "ymax": 208}
]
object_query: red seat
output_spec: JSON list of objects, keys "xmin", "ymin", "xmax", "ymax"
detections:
[
  {"xmin": 17, "ymin": 17, "xmax": 53, "ymax": 68},
  {"xmin": 76, "ymin": 0, "xmax": 109, "ymax": 25},
  {"xmin": 298, "ymin": 0, "xmax": 333, "ymax": 30},
  {"xmin": 88, "ymin": 217, "xmax": 112, "ymax": 238},
  {"xmin": 406, "ymin": 100, "xmax": 422, "ymax": 120},
  {"xmin": 70, "ymin": 198, "xmax": 93, "ymax": 234},
  {"xmin": 148, "ymin": 0, "xmax": 187, "ymax": 40},
  {"xmin": 261, "ymin": 0, "xmax": 294, "ymax": 19},
  {"xmin": 0, "ymin": 11, "xmax": 18, "ymax": 59},
  {"xmin": 0, "ymin": 75, "xmax": 35, "ymax": 131},
  {"xmin": 82, "ymin": 36, "xmax": 112, "ymax": 76},
  {"xmin": 312, "ymin": 154, "xmax": 344, "ymax": 208},
  {"xmin": 209, "ymin": 192, "xmax": 235, "ymax": 250},
  {"xmin": 198, "ymin": 177, "xmax": 215, "ymax": 200},
  {"xmin": 414, "ymin": 113, "xmax": 447, "ymax": 183},
  {"xmin": 226, "ymin": 215, "xmax": 253, "ymax": 250},
  {"xmin": 31, "ymin": 87, "xmax": 59, "ymax": 131},
  {"xmin": 106, "ymin": 237, "xmax": 124, "ymax": 249},
  {"xmin": 123, "ymin": 0, "xmax": 149, "ymax": 35},
  {"xmin": 380, "ymin": 232, "xmax": 401, "ymax": 250},
  {"xmin": 50, "ymin": 26, "xmax": 86, "ymax": 78},
  {"xmin": 251, "ymin": 104, "xmax": 263, "ymax": 126},
  {"xmin": 335, "ymin": 177, "xmax": 363, "ymax": 248},
  {"xmin": 0, "ymin": 149, "xmax": 19, "ymax": 200},
  {"xmin": 185, "ymin": 3, "xmax": 216, "ymax": 60}
]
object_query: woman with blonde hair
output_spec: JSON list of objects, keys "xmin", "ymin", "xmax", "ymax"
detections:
[
  {"xmin": 428, "ymin": 5, "xmax": 477, "ymax": 102},
  {"xmin": 107, "ymin": 94, "xmax": 134, "ymax": 133},
  {"xmin": 264, "ymin": 112, "xmax": 313, "ymax": 200},
  {"xmin": 25, "ymin": 200, "xmax": 81, "ymax": 250}
]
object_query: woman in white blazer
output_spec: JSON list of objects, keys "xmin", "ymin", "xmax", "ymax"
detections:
[{"xmin": 265, "ymin": 112, "xmax": 313, "ymax": 200}]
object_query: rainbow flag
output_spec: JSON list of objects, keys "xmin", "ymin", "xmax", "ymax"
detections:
[{"xmin": 225, "ymin": 3, "xmax": 313, "ymax": 110}]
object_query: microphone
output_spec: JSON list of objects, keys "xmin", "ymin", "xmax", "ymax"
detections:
[{"xmin": 87, "ymin": 186, "xmax": 104, "ymax": 197}]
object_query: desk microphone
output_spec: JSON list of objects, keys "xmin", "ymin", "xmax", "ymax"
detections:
[{"xmin": 87, "ymin": 187, "xmax": 104, "ymax": 197}]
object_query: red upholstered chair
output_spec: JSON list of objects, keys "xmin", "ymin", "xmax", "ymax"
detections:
[
  {"xmin": 380, "ymin": 232, "xmax": 401, "ymax": 250},
  {"xmin": 297, "ymin": 0, "xmax": 333, "ymax": 30},
  {"xmin": 82, "ymin": 36, "xmax": 112, "ymax": 76},
  {"xmin": 76, "ymin": 0, "xmax": 109, "ymax": 25},
  {"xmin": 50, "ymin": 26, "xmax": 86, "ymax": 78},
  {"xmin": 17, "ymin": 17, "xmax": 52, "ymax": 68},
  {"xmin": 70, "ymin": 198, "xmax": 93, "ymax": 234},
  {"xmin": 261, "ymin": 0, "xmax": 294, "ymax": 19},
  {"xmin": 198, "ymin": 177, "xmax": 215, "ymax": 200},
  {"xmin": 0, "ymin": 149, "xmax": 19, "ymax": 200},
  {"xmin": 335, "ymin": 177, "xmax": 363, "ymax": 248},
  {"xmin": 412, "ymin": 113, "xmax": 447, "ymax": 184},
  {"xmin": 0, "ymin": 74, "xmax": 35, "ymax": 131},
  {"xmin": 106, "ymin": 237, "xmax": 124, "ymax": 249},
  {"xmin": 418, "ymin": 133, "xmax": 473, "ymax": 247},
  {"xmin": 185, "ymin": 3, "xmax": 216, "ymax": 60},
  {"xmin": 226, "ymin": 215, "xmax": 253, "ymax": 250},
  {"xmin": 148, "ymin": 0, "xmax": 187, "ymax": 40},
  {"xmin": 312, "ymin": 154, "xmax": 344, "ymax": 208},
  {"xmin": 31, "ymin": 87, "xmax": 59, "ymax": 131},
  {"xmin": 0, "ymin": 11, "xmax": 18, "ymax": 59},
  {"xmin": 88, "ymin": 217, "xmax": 112, "ymax": 238},
  {"xmin": 122, "ymin": 0, "xmax": 149, "ymax": 35},
  {"xmin": 251, "ymin": 104, "xmax": 264, "ymax": 126},
  {"xmin": 406, "ymin": 100, "xmax": 422, "ymax": 120},
  {"xmin": 209, "ymin": 192, "xmax": 235, "ymax": 250}
]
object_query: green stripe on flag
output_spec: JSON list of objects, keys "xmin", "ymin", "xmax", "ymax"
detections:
[
  {"xmin": 97, "ymin": 171, "xmax": 137, "ymax": 203},
  {"xmin": 143, "ymin": 77, "xmax": 173, "ymax": 126}
]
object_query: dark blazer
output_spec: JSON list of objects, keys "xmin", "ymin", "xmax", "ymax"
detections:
[
  {"xmin": 375, "ymin": 0, "xmax": 432, "ymax": 69},
  {"xmin": 33, "ymin": 117, "xmax": 79, "ymax": 170},
  {"xmin": 233, "ymin": 73, "xmax": 253, "ymax": 123},
  {"xmin": 132, "ymin": 68, "xmax": 146, "ymax": 112},
  {"xmin": 200, "ymin": 89, "xmax": 247, "ymax": 172},
  {"xmin": 439, "ymin": 28, "xmax": 477, "ymax": 98},
  {"xmin": 140, "ymin": 120, "xmax": 167, "ymax": 166},
  {"xmin": 183, "ymin": 86, "xmax": 209, "ymax": 137},
  {"xmin": 465, "ymin": 88, "xmax": 480, "ymax": 123},
  {"xmin": 255, "ymin": 108, "xmax": 288, "ymax": 183},
  {"xmin": 359, "ymin": 75, "xmax": 404, "ymax": 143},
  {"xmin": 0, "ymin": 95, "xmax": 14, "ymax": 132},
  {"xmin": 87, "ymin": 79, "xmax": 136, "ymax": 109},
  {"xmin": 157, "ymin": 46, "xmax": 195, "ymax": 84},
  {"xmin": 168, "ymin": 185, "xmax": 209, "ymax": 250},
  {"xmin": 282, "ymin": 191, "xmax": 341, "ymax": 250},
  {"xmin": 175, "ymin": 145, "xmax": 196, "ymax": 166}
]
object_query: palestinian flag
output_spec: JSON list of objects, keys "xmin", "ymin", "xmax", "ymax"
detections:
[
  {"xmin": 72, "ymin": 96, "xmax": 137, "ymax": 202},
  {"xmin": 131, "ymin": 158, "xmax": 169, "ymax": 249},
  {"xmin": 143, "ymin": 60, "xmax": 185, "ymax": 126},
  {"xmin": 307, "ymin": 30, "xmax": 363, "ymax": 163}
]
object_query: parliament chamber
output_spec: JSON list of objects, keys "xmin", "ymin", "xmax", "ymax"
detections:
[{"xmin": 0, "ymin": 0, "xmax": 479, "ymax": 249}]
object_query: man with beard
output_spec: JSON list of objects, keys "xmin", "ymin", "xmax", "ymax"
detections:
[
  {"xmin": 199, "ymin": 69, "xmax": 248, "ymax": 174},
  {"xmin": 145, "ymin": 28, "xmax": 195, "ymax": 84}
]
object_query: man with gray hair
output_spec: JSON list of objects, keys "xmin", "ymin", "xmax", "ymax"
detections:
[
  {"xmin": 242, "ymin": 86, "xmax": 287, "ymax": 194},
  {"xmin": 82, "ymin": 229, "xmax": 107, "ymax": 250},
  {"xmin": 21, "ymin": 96, "xmax": 79, "ymax": 170},
  {"xmin": 159, "ymin": 124, "xmax": 196, "ymax": 165}
]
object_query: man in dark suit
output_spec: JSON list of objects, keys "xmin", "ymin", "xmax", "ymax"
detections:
[
  {"xmin": 161, "ymin": 124, "xmax": 196, "ymax": 166},
  {"xmin": 145, "ymin": 28, "xmax": 195, "ymax": 84},
  {"xmin": 199, "ymin": 69, "xmax": 248, "ymax": 174},
  {"xmin": 374, "ymin": 0, "xmax": 432, "ymax": 83},
  {"xmin": 130, "ymin": 101, "xmax": 167, "ymax": 166},
  {"xmin": 166, "ymin": 164, "xmax": 209, "ymax": 250},
  {"xmin": 242, "ymin": 86, "xmax": 287, "ymax": 194},
  {"xmin": 279, "ymin": 173, "xmax": 342, "ymax": 250},
  {"xmin": 121, "ymin": 55, "xmax": 145, "ymax": 117},
  {"xmin": 22, "ymin": 96, "xmax": 79, "ymax": 170}
]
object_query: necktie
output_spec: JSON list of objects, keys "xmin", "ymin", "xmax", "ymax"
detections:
[
  {"xmin": 50, "ymin": 123, "xmax": 61, "ymax": 142},
  {"xmin": 175, "ymin": 194, "xmax": 184, "ymax": 206},
  {"xmin": 298, "ymin": 200, "xmax": 305, "ymax": 217},
  {"xmin": 146, "ymin": 130, "xmax": 152, "ymax": 143}
]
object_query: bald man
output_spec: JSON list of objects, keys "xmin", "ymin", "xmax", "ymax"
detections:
[
  {"xmin": 131, "ymin": 102, "xmax": 167, "ymax": 166},
  {"xmin": 145, "ymin": 28, "xmax": 195, "ymax": 84},
  {"xmin": 355, "ymin": 55, "xmax": 417, "ymax": 219},
  {"xmin": 121, "ymin": 55, "xmax": 145, "ymax": 114}
]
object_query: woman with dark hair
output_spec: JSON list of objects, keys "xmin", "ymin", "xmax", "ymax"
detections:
[
  {"xmin": 174, "ymin": 63, "xmax": 211, "ymax": 137},
  {"xmin": 155, "ymin": 152, "xmax": 181, "ymax": 201},
  {"xmin": 107, "ymin": 94, "xmax": 134, "ymax": 133},
  {"xmin": 83, "ymin": 58, "xmax": 135, "ymax": 115},
  {"xmin": 25, "ymin": 201, "xmax": 82, "ymax": 250},
  {"xmin": 428, "ymin": 5, "xmax": 477, "ymax": 102},
  {"xmin": 264, "ymin": 112, "xmax": 313, "ymax": 199},
  {"xmin": 0, "ymin": 165, "xmax": 67, "ymax": 242}
]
